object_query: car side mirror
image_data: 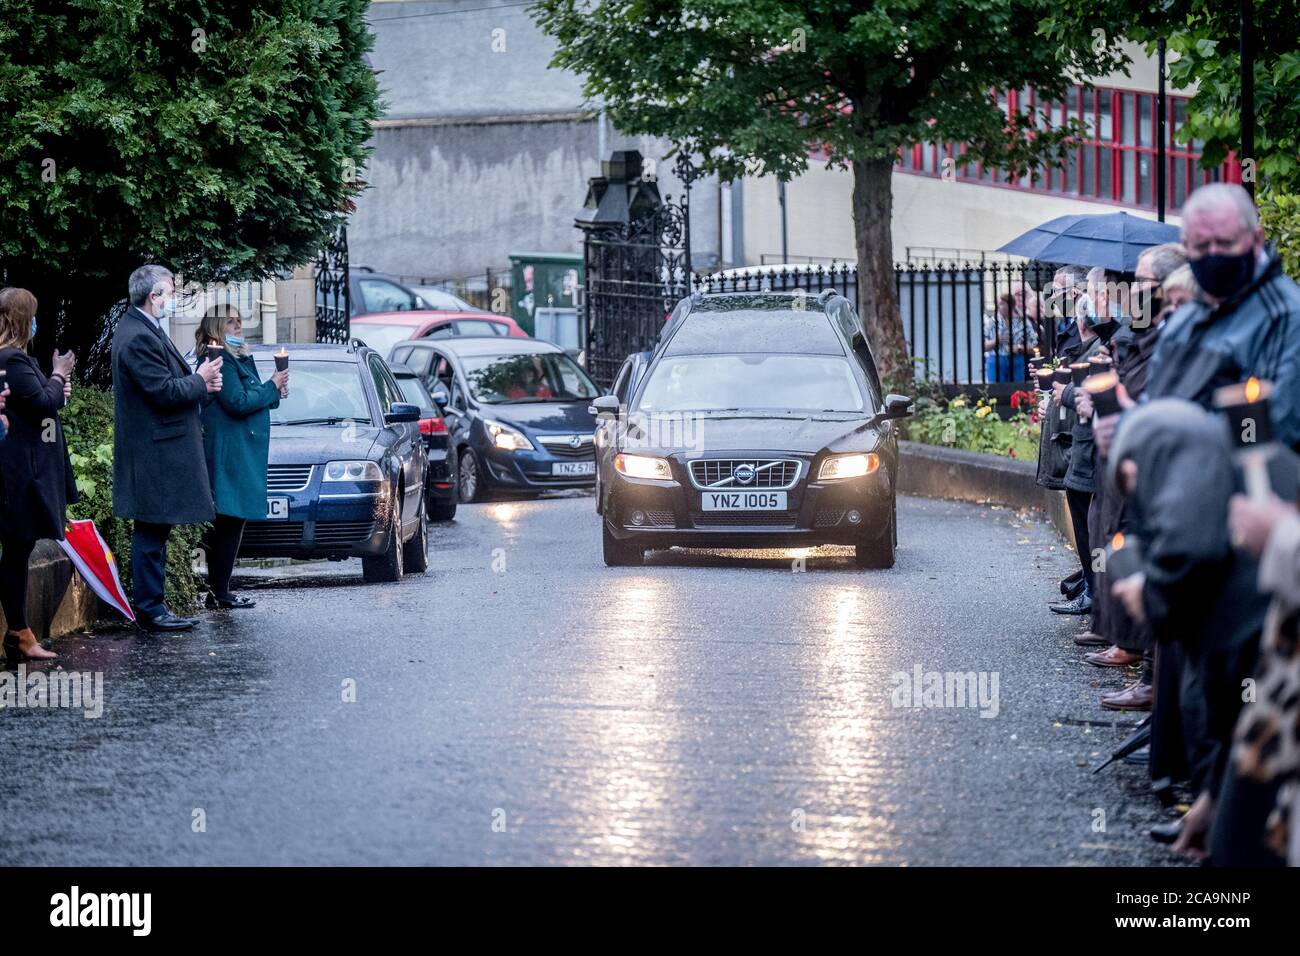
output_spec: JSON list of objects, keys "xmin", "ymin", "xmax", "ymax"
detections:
[
  {"xmin": 589, "ymin": 395, "xmax": 620, "ymax": 419},
  {"xmin": 883, "ymin": 394, "xmax": 914, "ymax": 419},
  {"xmin": 432, "ymin": 391, "xmax": 450, "ymax": 409},
  {"xmin": 385, "ymin": 402, "xmax": 421, "ymax": 424}
]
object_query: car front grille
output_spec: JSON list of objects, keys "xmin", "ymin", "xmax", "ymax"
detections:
[
  {"xmin": 536, "ymin": 434, "xmax": 595, "ymax": 459},
  {"xmin": 314, "ymin": 520, "xmax": 376, "ymax": 547},
  {"xmin": 267, "ymin": 465, "xmax": 314, "ymax": 492},
  {"xmin": 688, "ymin": 458, "xmax": 800, "ymax": 490},
  {"xmin": 692, "ymin": 513, "xmax": 798, "ymax": 529},
  {"xmin": 241, "ymin": 522, "xmax": 305, "ymax": 548}
]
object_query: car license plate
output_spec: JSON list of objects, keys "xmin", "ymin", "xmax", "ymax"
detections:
[
  {"xmin": 552, "ymin": 461, "xmax": 595, "ymax": 476},
  {"xmin": 701, "ymin": 491, "xmax": 788, "ymax": 511},
  {"xmin": 265, "ymin": 496, "xmax": 289, "ymax": 520}
]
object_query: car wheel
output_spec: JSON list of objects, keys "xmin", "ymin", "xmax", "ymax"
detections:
[
  {"xmin": 602, "ymin": 521, "xmax": 644, "ymax": 567},
  {"xmin": 428, "ymin": 493, "xmax": 458, "ymax": 521},
  {"xmin": 403, "ymin": 493, "xmax": 430, "ymax": 573},
  {"xmin": 362, "ymin": 489, "xmax": 405, "ymax": 583},
  {"xmin": 854, "ymin": 502, "xmax": 896, "ymax": 570},
  {"xmin": 458, "ymin": 448, "xmax": 484, "ymax": 503}
]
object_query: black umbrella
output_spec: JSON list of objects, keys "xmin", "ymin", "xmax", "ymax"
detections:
[{"xmin": 1092, "ymin": 714, "xmax": 1152, "ymax": 775}]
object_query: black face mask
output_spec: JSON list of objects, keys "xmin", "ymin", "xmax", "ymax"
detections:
[
  {"xmin": 1189, "ymin": 249, "xmax": 1256, "ymax": 300},
  {"xmin": 1132, "ymin": 288, "xmax": 1164, "ymax": 331}
]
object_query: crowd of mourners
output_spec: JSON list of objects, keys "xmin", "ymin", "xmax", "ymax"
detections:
[{"xmin": 1028, "ymin": 181, "xmax": 1300, "ymax": 866}]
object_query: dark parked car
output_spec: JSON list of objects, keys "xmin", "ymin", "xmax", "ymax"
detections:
[
  {"xmin": 593, "ymin": 290, "xmax": 912, "ymax": 568},
  {"xmin": 390, "ymin": 363, "xmax": 459, "ymax": 521},
  {"xmin": 387, "ymin": 337, "xmax": 600, "ymax": 502},
  {"xmin": 238, "ymin": 343, "xmax": 429, "ymax": 582}
]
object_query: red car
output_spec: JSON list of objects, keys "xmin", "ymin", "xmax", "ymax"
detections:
[{"xmin": 350, "ymin": 310, "xmax": 529, "ymax": 356}]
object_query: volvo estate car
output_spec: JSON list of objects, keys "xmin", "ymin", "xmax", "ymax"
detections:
[
  {"xmin": 238, "ymin": 343, "xmax": 430, "ymax": 582},
  {"xmin": 593, "ymin": 291, "xmax": 912, "ymax": 568},
  {"xmin": 388, "ymin": 337, "xmax": 601, "ymax": 501}
]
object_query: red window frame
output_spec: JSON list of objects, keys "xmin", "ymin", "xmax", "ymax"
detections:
[{"xmin": 895, "ymin": 83, "xmax": 1240, "ymax": 214}]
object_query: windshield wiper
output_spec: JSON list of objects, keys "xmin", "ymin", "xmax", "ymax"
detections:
[{"xmin": 273, "ymin": 417, "xmax": 360, "ymax": 426}]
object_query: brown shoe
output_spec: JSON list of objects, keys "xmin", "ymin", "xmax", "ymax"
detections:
[
  {"xmin": 1101, "ymin": 680, "xmax": 1154, "ymax": 711},
  {"xmin": 1085, "ymin": 645, "xmax": 1142, "ymax": 668},
  {"xmin": 2, "ymin": 628, "xmax": 57, "ymax": 662},
  {"xmin": 1073, "ymin": 630, "xmax": 1109, "ymax": 647}
]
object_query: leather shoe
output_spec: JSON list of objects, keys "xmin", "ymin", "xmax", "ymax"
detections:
[
  {"xmin": 1073, "ymin": 630, "xmax": 1110, "ymax": 647},
  {"xmin": 1049, "ymin": 593, "xmax": 1093, "ymax": 615},
  {"xmin": 1101, "ymin": 680, "xmax": 1154, "ymax": 710},
  {"xmin": 207, "ymin": 593, "xmax": 256, "ymax": 609},
  {"xmin": 1086, "ymin": 645, "xmax": 1143, "ymax": 668},
  {"xmin": 137, "ymin": 612, "xmax": 197, "ymax": 633},
  {"xmin": 1150, "ymin": 818, "xmax": 1183, "ymax": 844},
  {"xmin": 1123, "ymin": 744, "xmax": 1150, "ymax": 765}
]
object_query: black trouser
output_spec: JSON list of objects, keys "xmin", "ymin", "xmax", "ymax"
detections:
[
  {"xmin": 1066, "ymin": 488, "xmax": 1093, "ymax": 596},
  {"xmin": 131, "ymin": 521, "xmax": 171, "ymax": 620},
  {"xmin": 205, "ymin": 514, "xmax": 246, "ymax": 599},
  {"xmin": 0, "ymin": 536, "xmax": 36, "ymax": 632}
]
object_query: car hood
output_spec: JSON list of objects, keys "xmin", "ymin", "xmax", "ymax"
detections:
[
  {"xmin": 479, "ymin": 400, "xmax": 597, "ymax": 433},
  {"xmin": 268, "ymin": 424, "xmax": 379, "ymax": 464},
  {"xmin": 624, "ymin": 412, "xmax": 881, "ymax": 456}
]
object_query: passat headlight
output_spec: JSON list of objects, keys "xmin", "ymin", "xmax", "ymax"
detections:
[
  {"xmin": 614, "ymin": 453, "xmax": 673, "ymax": 481},
  {"xmin": 484, "ymin": 419, "xmax": 533, "ymax": 451},
  {"xmin": 323, "ymin": 460, "xmax": 383, "ymax": 482},
  {"xmin": 818, "ymin": 453, "xmax": 880, "ymax": 481}
]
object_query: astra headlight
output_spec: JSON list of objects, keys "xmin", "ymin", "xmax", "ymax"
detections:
[
  {"xmin": 484, "ymin": 419, "xmax": 534, "ymax": 451},
  {"xmin": 614, "ymin": 453, "xmax": 673, "ymax": 482},
  {"xmin": 817, "ymin": 453, "xmax": 880, "ymax": 481}
]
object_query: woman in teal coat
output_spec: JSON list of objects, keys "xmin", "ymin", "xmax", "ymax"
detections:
[{"xmin": 196, "ymin": 305, "xmax": 288, "ymax": 608}]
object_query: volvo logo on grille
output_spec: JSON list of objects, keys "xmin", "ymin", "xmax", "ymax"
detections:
[
  {"xmin": 732, "ymin": 463, "xmax": 757, "ymax": 485},
  {"xmin": 568, "ymin": 434, "xmax": 583, "ymax": 449}
]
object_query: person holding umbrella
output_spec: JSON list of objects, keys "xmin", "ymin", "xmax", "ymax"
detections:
[
  {"xmin": 195, "ymin": 304, "xmax": 288, "ymax": 608},
  {"xmin": 0, "ymin": 287, "xmax": 78, "ymax": 661}
]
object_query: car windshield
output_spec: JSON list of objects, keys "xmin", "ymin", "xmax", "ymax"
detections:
[
  {"xmin": 254, "ymin": 358, "xmax": 373, "ymax": 425},
  {"xmin": 393, "ymin": 373, "xmax": 437, "ymax": 417},
  {"xmin": 351, "ymin": 323, "xmax": 414, "ymax": 357},
  {"xmin": 413, "ymin": 288, "xmax": 473, "ymax": 311},
  {"xmin": 637, "ymin": 353, "xmax": 866, "ymax": 413},
  {"xmin": 461, "ymin": 351, "xmax": 598, "ymax": 404}
]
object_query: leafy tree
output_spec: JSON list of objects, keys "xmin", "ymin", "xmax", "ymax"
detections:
[
  {"xmin": 1049, "ymin": 1, "xmax": 1300, "ymax": 194},
  {"xmin": 534, "ymin": 0, "xmax": 1124, "ymax": 385},
  {"xmin": 0, "ymin": 0, "xmax": 380, "ymax": 381}
]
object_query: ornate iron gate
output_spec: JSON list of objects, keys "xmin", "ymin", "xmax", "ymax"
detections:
[
  {"xmin": 315, "ymin": 220, "xmax": 351, "ymax": 344},
  {"xmin": 576, "ymin": 151, "xmax": 694, "ymax": 389}
]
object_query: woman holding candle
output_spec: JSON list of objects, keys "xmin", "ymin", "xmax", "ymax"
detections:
[
  {"xmin": 0, "ymin": 288, "xmax": 78, "ymax": 660},
  {"xmin": 195, "ymin": 305, "xmax": 288, "ymax": 609}
]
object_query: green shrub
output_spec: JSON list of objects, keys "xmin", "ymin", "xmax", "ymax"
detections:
[
  {"xmin": 905, "ymin": 393, "xmax": 1040, "ymax": 461},
  {"xmin": 62, "ymin": 384, "xmax": 207, "ymax": 614},
  {"xmin": 1260, "ymin": 189, "xmax": 1300, "ymax": 280}
]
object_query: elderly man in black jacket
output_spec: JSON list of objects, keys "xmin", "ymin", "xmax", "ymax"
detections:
[{"xmin": 112, "ymin": 265, "xmax": 224, "ymax": 632}]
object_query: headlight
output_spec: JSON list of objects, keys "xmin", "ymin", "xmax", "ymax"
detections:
[
  {"xmin": 614, "ymin": 453, "xmax": 673, "ymax": 481},
  {"xmin": 323, "ymin": 460, "xmax": 383, "ymax": 482},
  {"xmin": 818, "ymin": 453, "xmax": 880, "ymax": 481},
  {"xmin": 484, "ymin": 419, "xmax": 533, "ymax": 451}
]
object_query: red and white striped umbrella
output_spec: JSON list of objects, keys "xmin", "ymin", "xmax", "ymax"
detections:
[{"xmin": 58, "ymin": 519, "xmax": 135, "ymax": 622}]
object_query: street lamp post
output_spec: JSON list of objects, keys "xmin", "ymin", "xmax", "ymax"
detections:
[
  {"xmin": 1157, "ymin": 37, "xmax": 1167, "ymax": 222},
  {"xmin": 1240, "ymin": 0, "xmax": 1255, "ymax": 198}
]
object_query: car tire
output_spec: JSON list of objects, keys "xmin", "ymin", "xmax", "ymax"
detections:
[
  {"xmin": 362, "ymin": 489, "xmax": 405, "ymax": 583},
  {"xmin": 602, "ymin": 521, "xmax": 644, "ymax": 567},
  {"xmin": 854, "ymin": 500, "xmax": 896, "ymax": 570},
  {"xmin": 458, "ymin": 447, "xmax": 484, "ymax": 503},
  {"xmin": 428, "ymin": 494, "xmax": 458, "ymax": 521},
  {"xmin": 403, "ymin": 494, "xmax": 430, "ymax": 573}
]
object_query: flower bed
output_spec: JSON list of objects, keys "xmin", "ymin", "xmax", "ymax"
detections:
[{"xmin": 904, "ymin": 391, "xmax": 1040, "ymax": 462}]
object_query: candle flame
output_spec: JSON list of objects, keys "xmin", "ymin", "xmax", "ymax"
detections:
[
  {"xmin": 1112, "ymin": 532, "xmax": 1125, "ymax": 551},
  {"xmin": 1245, "ymin": 377, "xmax": 1261, "ymax": 403}
]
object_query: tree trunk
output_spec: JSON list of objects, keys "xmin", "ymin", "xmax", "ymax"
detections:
[{"xmin": 851, "ymin": 157, "xmax": 910, "ymax": 391}]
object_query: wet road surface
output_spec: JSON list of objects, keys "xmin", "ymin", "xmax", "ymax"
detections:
[{"xmin": 0, "ymin": 493, "xmax": 1179, "ymax": 865}]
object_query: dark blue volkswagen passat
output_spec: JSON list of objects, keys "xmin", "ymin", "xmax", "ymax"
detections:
[
  {"xmin": 387, "ymin": 338, "xmax": 600, "ymax": 502},
  {"xmin": 238, "ymin": 343, "xmax": 429, "ymax": 582},
  {"xmin": 593, "ymin": 291, "xmax": 912, "ymax": 569}
]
